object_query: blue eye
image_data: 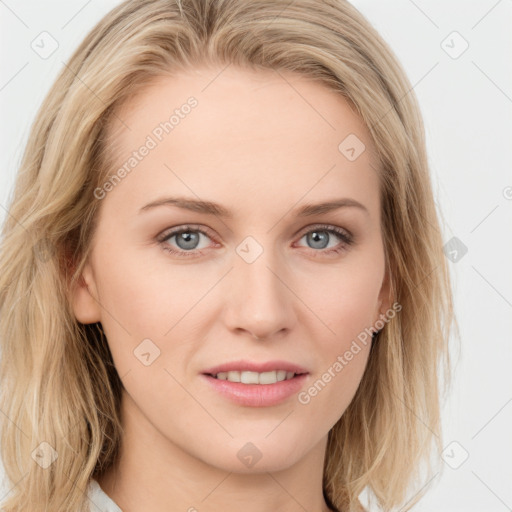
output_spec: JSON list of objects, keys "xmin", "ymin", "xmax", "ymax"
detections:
[
  {"xmin": 158, "ymin": 225, "xmax": 214, "ymax": 258},
  {"xmin": 296, "ymin": 225, "xmax": 353, "ymax": 255},
  {"xmin": 157, "ymin": 224, "xmax": 353, "ymax": 259}
]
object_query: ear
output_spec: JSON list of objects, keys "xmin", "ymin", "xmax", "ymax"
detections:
[
  {"xmin": 375, "ymin": 266, "xmax": 393, "ymax": 321},
  {"xmin": 70, "ymin": 261, "xmax": 102, "ymax": 324}
]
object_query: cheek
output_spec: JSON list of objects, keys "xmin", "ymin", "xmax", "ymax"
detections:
[
  {"xmin": 294, "ymin": 260, "xmax": 381, "ymax": 416},
  {"xmin": 297, "ymin": 320, "xmax": 372, "ymax": 434},
  {"xmin": 90, "ymin": 244, "xmax": 231, "ymax": 392},
  {"xmin": 308, "ymin": 260, "xmax": 384, "ymax": 349},
  {"xmin": 93, "ymin": 245, "xmax": 209, "ymax": 336}
]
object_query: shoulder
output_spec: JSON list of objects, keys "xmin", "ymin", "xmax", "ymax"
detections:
[{"xmin": 87, "ymin": 479, "xmax": 123, "ymax": 512}]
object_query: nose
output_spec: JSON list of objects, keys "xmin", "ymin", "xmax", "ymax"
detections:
[{"xmin": 222, "ymin": 243, "xmax": 296, "ymax": 340}]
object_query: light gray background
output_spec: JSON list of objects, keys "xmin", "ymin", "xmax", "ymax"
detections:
[{"xmin": 1, "ymin": 1, "xmax": 511, "ymax": 510}]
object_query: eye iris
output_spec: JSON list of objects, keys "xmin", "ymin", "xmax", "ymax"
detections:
[
  {"xmin": 166, "ymin": 227, "xmax": 342, "ymax": 254},
  {"xmin": 307, "ymin": 231, "xmax": 329, "ymax": 249},
  {"xmin": 175, "ymin": 231, "xmax": 200, "ymax": 250}
]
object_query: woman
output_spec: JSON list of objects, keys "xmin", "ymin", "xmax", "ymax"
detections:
[{"xmin": 0, "ymin": 0, "xmax": 455, "ymax": 510}]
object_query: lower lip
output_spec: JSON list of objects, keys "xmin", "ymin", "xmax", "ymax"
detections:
[{"xmin": 201, "ymin": 373, "xmax": 309, "ymax": 407}]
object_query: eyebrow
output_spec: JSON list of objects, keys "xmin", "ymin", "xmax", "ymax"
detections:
[{"xmin": 139, "ymin": 196, "xmax": 369, "ymax": 218}]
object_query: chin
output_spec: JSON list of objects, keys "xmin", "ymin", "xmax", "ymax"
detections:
[{"xmin": 194, "ymin": 433, "xmax": 312, "ymax": 474}]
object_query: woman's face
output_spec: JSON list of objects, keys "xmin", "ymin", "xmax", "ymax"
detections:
[{"xmin": 72, "ymin": 66, "xmax": 390, "ymax": 473}]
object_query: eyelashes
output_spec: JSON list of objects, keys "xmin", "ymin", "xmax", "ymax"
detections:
[
  {"xmin": 157, "ymin": 225, "xmax": 216, "ymax": 258},
  {"xmin": 157, "ymin": 223, "xmax": 354, "ymax": 259}
]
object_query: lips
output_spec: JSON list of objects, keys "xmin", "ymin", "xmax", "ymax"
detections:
[{"xmin": 200, "ymin": 359, "xmax": 310, "ymax": 407}]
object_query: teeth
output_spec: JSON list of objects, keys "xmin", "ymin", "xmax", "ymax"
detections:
[
  {"xmin": 241, "ymin": 371, "xmax": 260, "ymax": 384},
  {"xmin": 214, "ymin": 370, "xmax": 297, "ymax": 384},
  {"xmin": 227, "ymin": 371, "xmax": 240, "ymax": 382}
]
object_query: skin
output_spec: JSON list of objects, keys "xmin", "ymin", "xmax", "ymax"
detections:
[{"xmin": 72, "ymin": 65, "xmax": 391, "ymax": 512}]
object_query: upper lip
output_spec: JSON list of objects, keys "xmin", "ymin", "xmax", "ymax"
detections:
[{"xmin": 202, "ymin": 359, "xmax": 309, "ymax": 376}]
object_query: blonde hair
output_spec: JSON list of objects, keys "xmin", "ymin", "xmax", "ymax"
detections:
[{"xmin": 0, "ymin": 0, "xmax": 455, "ymax": 510}]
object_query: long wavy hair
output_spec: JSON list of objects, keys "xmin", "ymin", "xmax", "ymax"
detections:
[{"xmin": 0, "ymin": 0, "xmax": 455, "ymax": 510}]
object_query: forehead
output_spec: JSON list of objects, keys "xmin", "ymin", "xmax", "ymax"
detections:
[
  {"xmin": 108, "ymin": 65, "xmax": 376, "ymax": 158},
  {"xmin": 101, "ymin": 66, "xmax": 380, "ymax": 218}
]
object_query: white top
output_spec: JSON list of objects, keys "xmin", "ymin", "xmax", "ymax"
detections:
[{"xmin": 87, "ymin": 479, "xmax": 123, "ymax": 512}]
